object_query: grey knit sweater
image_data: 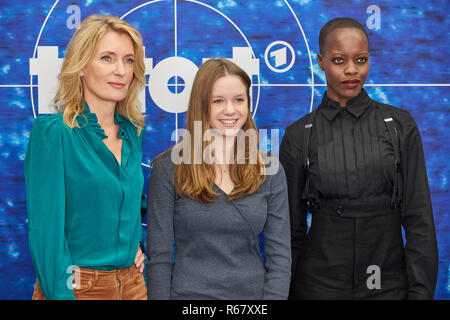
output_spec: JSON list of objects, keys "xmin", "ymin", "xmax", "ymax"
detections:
[{"xmin": 146, "ymin": 151, "xmax": 291, "ymax": 300}]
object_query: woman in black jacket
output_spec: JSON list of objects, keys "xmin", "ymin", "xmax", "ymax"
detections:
[{"xmin": 279, "ymin": 17, "xmax": 438, "ymax": 300}]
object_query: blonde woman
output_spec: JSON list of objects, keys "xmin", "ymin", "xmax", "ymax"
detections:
[
  {"xmin": 25, "ymin": 15, "xmax": 147, "ymax": 300},
  {"xmin": 146, "ymin": 59, "xmax": 291, "ymax": 299}
]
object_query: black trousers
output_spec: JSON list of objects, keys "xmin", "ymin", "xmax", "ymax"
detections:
[{"xmin": 290, "ymin": 198, "xmax": 409, "ymax": 300}]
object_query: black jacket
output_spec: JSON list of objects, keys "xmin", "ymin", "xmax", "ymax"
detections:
[{"xmin": 279, "ymin": 89, "xmax": 438, "ymax": 299}]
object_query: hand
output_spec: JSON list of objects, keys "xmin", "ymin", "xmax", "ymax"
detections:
[{"xmin": 134, "ymin": 246, "xmax": 146, "ymax": 273}]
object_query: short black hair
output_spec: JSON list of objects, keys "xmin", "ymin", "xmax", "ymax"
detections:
[{"xmin": 319, "ymin": 17, "xmax": 369, "ymax": 54}]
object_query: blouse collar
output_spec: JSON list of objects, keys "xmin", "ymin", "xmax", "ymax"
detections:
[
  {"xmin": 78, "ymin": 102, "xmax": 127, "ymax": 139},
  {"xmin": 319, "ymin": 89, "xmax": 371, "ymax": 121}
]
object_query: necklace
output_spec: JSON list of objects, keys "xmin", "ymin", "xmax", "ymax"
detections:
[{"xmin": 219, "ymin": 166, "xmax": 228, "ymax": 174}]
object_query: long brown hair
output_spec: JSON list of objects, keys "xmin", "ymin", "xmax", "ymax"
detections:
[
  {"xmin": 55, "ymin": 15, "xmax": 145, "ymax": 134},
  {"xmin": 169, "ymin": 58, "xmax": 266, "ymax": 203}
]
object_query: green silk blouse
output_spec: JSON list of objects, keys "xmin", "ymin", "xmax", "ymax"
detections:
[{"xmin": 24, "ymin": 105, "xmax": 144, "ymax": 300}]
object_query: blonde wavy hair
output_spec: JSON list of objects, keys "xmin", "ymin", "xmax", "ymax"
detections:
[
  {"xmin": 55, "ymin": 15, "xmax": 145, "ymax": 134},
  {"xmin": 172, "ymin": 58, "xmax": 266, "ymax": 203}
]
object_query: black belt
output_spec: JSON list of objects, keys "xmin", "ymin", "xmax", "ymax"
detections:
[{"xmin": 309, "ymin": 197, "xmax": 400, "ymax": 218}]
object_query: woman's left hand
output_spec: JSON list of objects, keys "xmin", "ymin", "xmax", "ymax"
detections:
[{"xmin": 134, "ymin": 246, "xmax": 146, "ymax": 273}]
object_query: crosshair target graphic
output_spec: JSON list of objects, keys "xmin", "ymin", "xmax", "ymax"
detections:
[
  {"xmin": 28, "ymin": 0, "xmax": 315, "ymax": 146},
  {"xmin": 120, "ymin": 0, "xmax": 315, "ymax": 118}
]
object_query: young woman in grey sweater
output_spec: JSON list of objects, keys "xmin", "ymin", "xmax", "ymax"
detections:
[{"xmin": 146, "ymin": 58, "xmax": 291, "ymax": 300}]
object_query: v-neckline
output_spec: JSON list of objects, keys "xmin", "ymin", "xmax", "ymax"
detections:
[
  {"xmin": 102, "ymin": 128, "xmax": 123, "ymax": 167},
  {"xmin": 83, "ymin": 103, "xmax": 125, "ymax": 168},
  {"xmin": 214, "ymin": 183, "xmax": 233, "ymax": 196}
]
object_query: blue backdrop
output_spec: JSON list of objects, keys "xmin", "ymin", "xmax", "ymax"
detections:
[{"xmin": 0, "ymin": 0, "xmax": 448, "ymax": 299}]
